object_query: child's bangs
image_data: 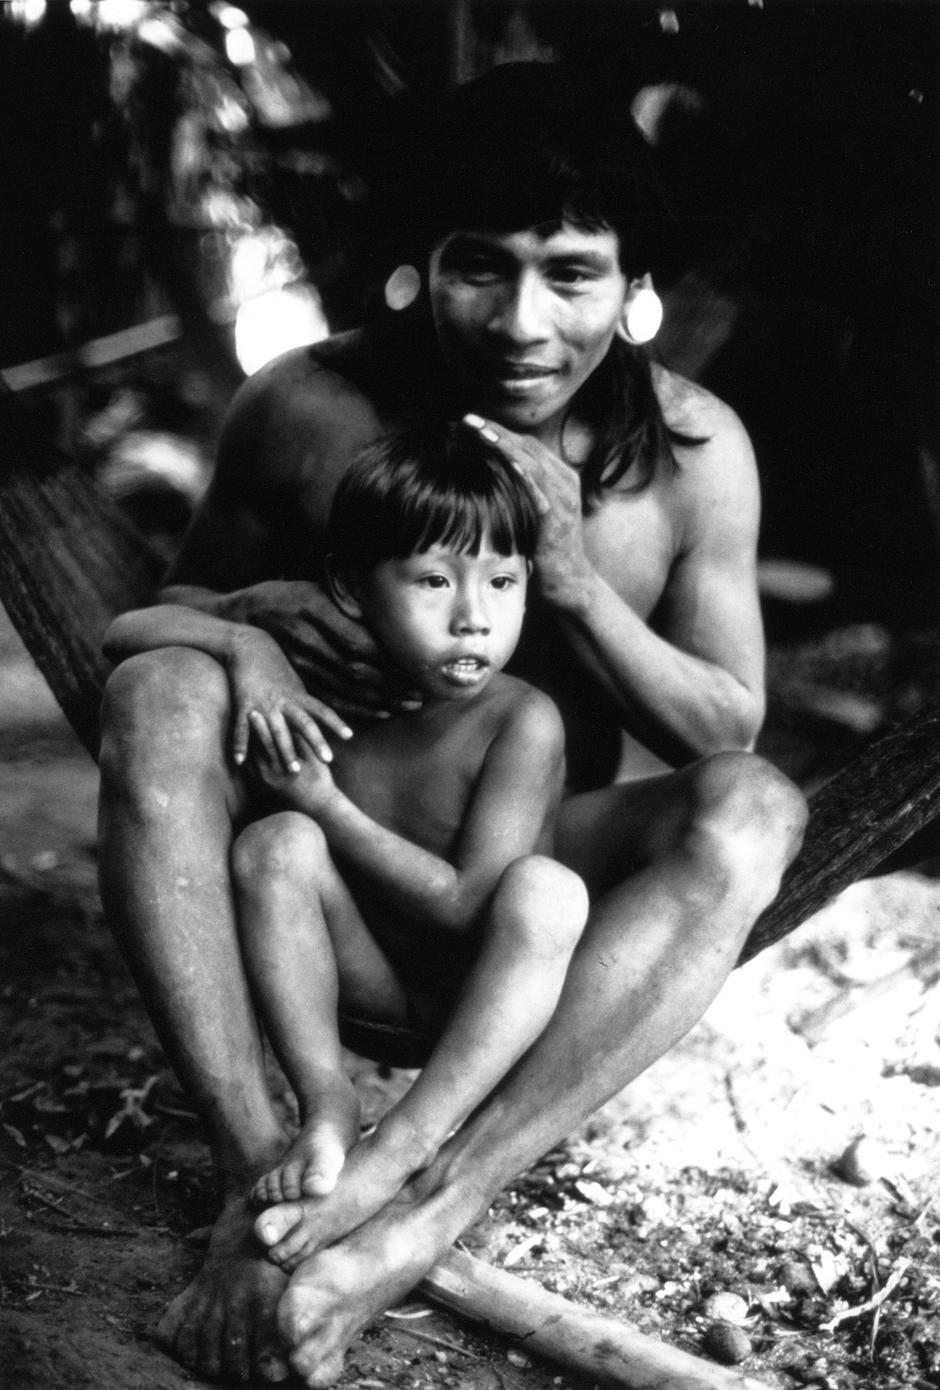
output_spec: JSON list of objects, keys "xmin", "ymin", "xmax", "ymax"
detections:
[{"xmin": 403, "ymin": 481, "xmax": 533, "ymax": 560}]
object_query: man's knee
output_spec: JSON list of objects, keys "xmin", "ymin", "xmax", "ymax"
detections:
[
  {"xmin": 685, "ymin": 752, "xmax": 807, "ymax": 869},
  {"xmin": 232, "ymin": 812, "xmax": 327, "ymax": 892},
  {"xmin": 100, "ymin": 648, "xmax": 231, "ymax": 785},
  {"xmin": 494, "ymin": 856, "xmax": 590, "ymax": 956}
]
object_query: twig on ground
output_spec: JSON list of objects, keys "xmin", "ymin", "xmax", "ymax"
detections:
[
  {"xmin": 820, "ymin": 1258, "xmax": 912, "ymax": 1333},
  {"xmin": 383, "ymin": 1321, "xmax": 482, "ymax": 1359}
]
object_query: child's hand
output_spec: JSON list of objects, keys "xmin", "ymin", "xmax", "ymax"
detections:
[
  {"xmin": 251, "ymin": 734, "xmax": 337, "ymax": 812},
  {"xmin": 227, "ymin": 628, "xmax": 352, "ymax": 772}
]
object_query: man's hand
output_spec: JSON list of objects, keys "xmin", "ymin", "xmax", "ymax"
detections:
[
  {"xmin": 168, "ymin": 580, "xmax": 419, "ymax": 720},
  {"xmin": 463, "ymin": 415, "xmax": 594, "ymax": 610},
  {"xmin": 226, "ymin": 626, "xmax": 353, "ymax": 772}
]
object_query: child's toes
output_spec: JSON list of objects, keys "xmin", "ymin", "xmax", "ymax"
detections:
[
  {"xmin": 279, "ymin": 1160, "xmax": 310, "ymax": 1202},
  {"xmin": 300, "ymin": 1138, "xmax": 347, "ymax": 1197}
]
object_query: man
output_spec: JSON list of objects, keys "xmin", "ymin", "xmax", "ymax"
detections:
[{"xmin": 97, "ymin": 64, "xmax": 806, "ymax": 1386}]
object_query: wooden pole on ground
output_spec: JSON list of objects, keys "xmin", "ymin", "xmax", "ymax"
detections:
[{"xmin": 421, "ymin": 1248, "xmax": 770, "ymax": 1389}]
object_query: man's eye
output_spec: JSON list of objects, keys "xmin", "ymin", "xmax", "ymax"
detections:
[
  {"xmin": 458, "ymin": 257, "xmax": 502, "ymax": 282},
  {"xmin": 551, "ymin": 265, "xmax": 592, "ymax": 287}
]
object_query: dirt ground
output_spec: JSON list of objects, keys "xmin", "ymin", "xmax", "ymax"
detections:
[{"xmin": 1, "ymin": 605, "xmax": 938, "ymax": 1390}]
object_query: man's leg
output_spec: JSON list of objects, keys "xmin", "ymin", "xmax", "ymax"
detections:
[
  {"xmin": 258, "ymin": 854, "xmax": 589, "ymax": 1269},
  {"xmin": 97, "ymin": 648, "xmax": 292, "ymax": 1383},
  {"xmin": 270, "ymin": 753, "xmax": 807, "ymax": 1388}
]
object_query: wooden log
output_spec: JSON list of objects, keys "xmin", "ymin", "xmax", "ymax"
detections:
[
  {"xmin": 420, "ymin": 1247, "xmax": 770, "ymax": 1390},
  {"xmin": 741, "ymin": 699, "xmax": 940, "ymax": 963}
]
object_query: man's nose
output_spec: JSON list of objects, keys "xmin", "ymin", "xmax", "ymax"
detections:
[{"xmin": 489, "ymin": 271, "xmax": 550, "ymax": 343}]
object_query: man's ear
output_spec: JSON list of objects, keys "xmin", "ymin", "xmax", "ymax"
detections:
[{"xmin": 325, "ymin": 556, "xmax": 365, "ymax": 620}]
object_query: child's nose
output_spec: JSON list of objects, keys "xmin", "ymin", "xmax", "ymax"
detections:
[{"xmin": 453, "ymin": 590, "xmax": 490, "ymax": 633}]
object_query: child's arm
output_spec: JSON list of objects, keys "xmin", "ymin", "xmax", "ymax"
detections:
[
  {"xmin": 103, "ymin": 606, "xmax": 351, "ymax": 769},
  {"xmin": 258, "ymin": 689, "xmax": 566, "ymax": 934}
]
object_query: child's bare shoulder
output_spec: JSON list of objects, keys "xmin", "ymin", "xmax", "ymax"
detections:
[{"xmin": 488, "ymin": 675, "xmax": 565, "ymax": 751}]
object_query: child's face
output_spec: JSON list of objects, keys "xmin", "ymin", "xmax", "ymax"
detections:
[{"xmin": 356, "ymin": 536, "xmax": 528, "ymax": 701}]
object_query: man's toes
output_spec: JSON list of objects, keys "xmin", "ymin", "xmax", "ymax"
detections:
[
  {"xmin": 157, "ymin": 1292, "xmax": 203, "ymax": 1373},
  {"xmin": 277, "ymin": 1279, "xmax": 318, "ymax": 1345},
  {"xmin": 268, "ymin": 1220, "xmax": 318, "ymax": 1271},
  {"xmin": 255, "ymin": 1200, "xmax": 305, "ymax": 1250},
  {"xmin": 220, "ymin": 1318, "xmax": 252, "ymax": 1383},
  {"xmin": 291, "ymin": 1342, "xmax": 346, "ymax": 1389}
]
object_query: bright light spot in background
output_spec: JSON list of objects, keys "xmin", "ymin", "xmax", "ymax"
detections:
[
  {"xmin": 9, "ymin": 0, "xmax": 47, "ymax": 26},
  {"xmin": 234, "ymin": 284, "xmax": 329, "ymax": 376},
  {"xmin": 212, "ymin": 3, "xmax": 250, "ymax": 28},
  {"xmin": 96, "ymin": 0, "xmax": 150, "ymax": 30},
  {"xmin": 70, "ymin": 0, "xmax": 92, "ymax": 16},
  {"xmin": 225, "ymin": 25, "xmax": 255, "ymax": 67}
]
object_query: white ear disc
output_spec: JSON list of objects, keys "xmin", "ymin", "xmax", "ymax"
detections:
[
  {"xmin": 624, "ymin": 286, "xmax": 663, "ymax": 344},
  {"xmin": 384, "ymin": 264, "xmax": 422, "ymax": 311}
]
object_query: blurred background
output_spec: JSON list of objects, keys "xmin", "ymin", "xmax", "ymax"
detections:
[{"xmin": 1, "ymin": 0, "xmax": 939, "ymax": 789}]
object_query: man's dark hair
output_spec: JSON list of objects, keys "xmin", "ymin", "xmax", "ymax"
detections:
[
  {"xmin": 328, "ymin": 421, "xmax": 540, "ymax": 575},
  {"xmin": 419, "ymin": 63, "xmax": 677, "ymax": 278},
  {"xmin": 388, "ymin": 63, "xmax": 699, "ymax": 508}
]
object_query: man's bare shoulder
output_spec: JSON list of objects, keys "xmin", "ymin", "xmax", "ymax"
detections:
[
  {"xmin": 652, "ymin": 363, "xmax": 746, "ymax": 450},
  {"xmin": 653, "ymin": 361, "xmax": 762, "ymax": 544},
  {"xmin": 228, "ymin": 334, "xmax": 379, "ymax": 441},
  {"xmin": 652, "ymin": 363, "xmax": 757, "ymax": 505}
]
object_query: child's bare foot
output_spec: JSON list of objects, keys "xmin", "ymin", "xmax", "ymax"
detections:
[
  {"xmin": 254, "ymin": 1114, "xmax": 431, "ymax": 1271},
  {"xmin": 252, "ymin": 1075, "xmax": 360, "ymax": 1207}
]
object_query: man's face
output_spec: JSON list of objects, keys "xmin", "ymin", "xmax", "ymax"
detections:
[{"xmin": 428, "ymin": 222, "xmax": 629, "ymax": 444}]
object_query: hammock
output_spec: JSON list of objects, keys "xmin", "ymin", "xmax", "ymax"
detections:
[{"xmin": 3, "ymin": 382, "xmax": 940, "ymax": 1066}]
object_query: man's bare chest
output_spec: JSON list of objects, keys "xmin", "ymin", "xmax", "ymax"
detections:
[{"xmin": 580, "ymin": 486, "xmax": 679, "ymax": 620}]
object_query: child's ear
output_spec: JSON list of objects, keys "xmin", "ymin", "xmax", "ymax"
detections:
[{"xmin": 325, "ymin": 556, "xmax": 365, "ymax": 620}]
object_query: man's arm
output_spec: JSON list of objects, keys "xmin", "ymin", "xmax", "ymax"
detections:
[
  {"xmin": 261, "ymin": 690, "xmax": 566, "ymax": 933},
  {"xmin": 156, "ymin": 352, "xmax": 393, "ymax": 715},
  {"xmin": 103, "ymin": 604, "xmax": 351, "ymax": 769},
  {"xmin": 467, "ymin": 398, "xmax": 765, "ymax": 767}
]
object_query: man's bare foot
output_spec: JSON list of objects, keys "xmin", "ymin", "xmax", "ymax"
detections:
[
  {"xmin": 254, "ymin": 1116, "xmax": 426, "ymax": 1271},
  {"xmin": 277, "ymin": 1177, "xmax": 463, "ymax": 1388},
  {"xmin": 156, "ymin": 1193, "xmax": 291, "ymax": 1383},
  {"xmin": 251, "ymin": 1075, "xmax": 361, "ymax": 1206}
]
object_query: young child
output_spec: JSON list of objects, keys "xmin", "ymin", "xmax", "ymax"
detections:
[{"xmin": 103, "ymin": 421, "xmax": 588, "ymax": 1268}]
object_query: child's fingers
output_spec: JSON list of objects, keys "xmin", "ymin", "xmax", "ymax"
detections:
[
  {"xmin": 289, "ymin": 711, "xmax": 333, "ymax": 765},
  {"xmin": 264, "ymin": 710, "xmax": 302, "ymax": 774}
]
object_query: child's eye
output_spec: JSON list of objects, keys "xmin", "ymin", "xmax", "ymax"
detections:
[
  {"xmin": 490, "ymin": 574, "xmax": 517, "ymax": 591},
  {"xmin": 419, "ymin": 574, "xmax": 449, "ymax": 589}
]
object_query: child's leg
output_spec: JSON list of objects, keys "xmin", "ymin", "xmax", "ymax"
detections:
[
  {"xmin": 254, "ymin": 853, "xmax": 588, "ymax": 1269},
  {"xmin": 231, "ymin": 812, "xmax": 407, "ymax": 1206},
  {"xmin": 385, "ymin": 854, "xmax": 589, "ymax": 1156}
]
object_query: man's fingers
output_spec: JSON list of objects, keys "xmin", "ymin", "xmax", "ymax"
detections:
[
  {"xmin": 248, "ymin": 710, "xmax": 278, "ymax": 763},
  {"xmin": 232, "ymin": 708, "xmax": 251, "ymax": 766},
  {"xmin": 301, "ymin": 699, "xmax": 353, "ymax": 743},
  {"xmin": 265, "ymin": 710, "xmax": 302, "ymax": 773}
]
